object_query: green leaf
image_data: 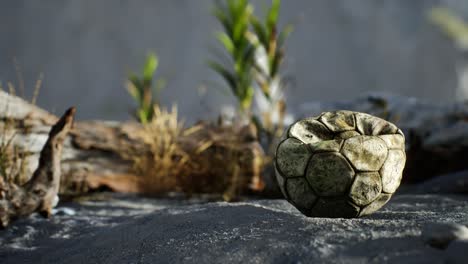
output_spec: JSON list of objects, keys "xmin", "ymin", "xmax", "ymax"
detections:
[
  {"xmin": 270, "ymin": 48, "xmax": 284, "ymax": 77},
  {"xmin": 143, "ymin": 53, "xmax": 158, "ymax": 83},
  {"xmin": 233, "ymin": 5, "xmax": 252, "ymax": 42},
  {"xmin": 213, "ymin": 5, "xmax": 233, "ymax": 36},
  {"xmin": 240, "ymin": 84, "xmax": 254, "ymax": 110},
  {"xmin": 278, "ymin": 24, "xmax": 293, "ymax": 47},
  {"xmin": 216, "ymin": 32, "xmax": 235, "ymax": 55},
  {"xmin": 266, "ymin": 0, "xmax": 281, "ymax": 36},
  {"xmin": 250, "ymin": 16, "xmax": 268, "ymax": 46},
  {"xmin": 208, "ymin": 60, "xmax": 237, "ymax": 93}
]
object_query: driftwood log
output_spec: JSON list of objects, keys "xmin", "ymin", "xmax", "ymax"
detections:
[
  {"xmin": 0, "ymin": 91, "xmax": 265, "ymax": 198},
  {"xmin": 0, "ymin": 107, "xmax": 75, "ymax": 227},
  {"xmin": 0, "ymin": 91, "xmax": 142, "ymax": 195}
]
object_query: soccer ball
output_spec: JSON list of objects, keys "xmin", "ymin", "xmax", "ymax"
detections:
[{"xmin": 275, "ymin": 110, "xmax": 406, "ymax": 218}]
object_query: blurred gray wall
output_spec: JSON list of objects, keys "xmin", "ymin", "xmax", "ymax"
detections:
[{"xmin": 1, "ymin": 0, "xmax": 468, "ymax": 122}]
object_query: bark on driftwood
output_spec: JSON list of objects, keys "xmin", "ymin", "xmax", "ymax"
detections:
[{"xmin": 0, "ymin": 107, "xmax": 75, "ymax": 227}]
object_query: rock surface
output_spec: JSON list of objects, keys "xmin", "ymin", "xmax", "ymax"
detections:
[
  {"xmin": 421, "ymin": 222, "xmax": 468, "ymax": 249},
  {"xmin": 0, "ymin": 193, "xmax": 467, "ymax": 264}
]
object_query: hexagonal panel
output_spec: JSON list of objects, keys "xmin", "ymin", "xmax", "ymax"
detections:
[
  {"xmin": 355, "ymin": 112, "xmax": 397, "ymax": 136},
  {"xmin": 275, "ymin": 166, "xmax": 288, "ymax": 199},
  {"xmin": 306, "ymin": 152, "xmax": 355, "ymax": 196},
  {"xmin": 309, "ymin": 198, "xmax": 360, "ymax": 218},
  {"xmin": 342, "ymin": 136, "xmax": 388, "ymax": 171},
  {"xmin": 334, "ymin": 130, "xmax": 360, "ymax": 140},
  {"xmin": 286, "ymin": 177, "xmax": 318, "ymax": 211},
  {"xmin": 288, "ymin": 118, "xmax": 333, "ymax": 144},
  {"xmin": 320, "ymin": 111, "xmax": 355, "ymax": 132},
  {"xmin": 349, "ymin": 172, "xmax": 382, "ymax": 207},
  {"xmin": 378, "ymin": 134, "xmax": 405, "ymax": 150},
  {"xmin": 276, "ymin": 138, "xmax": 311, "ymax": 177},
  {"xmin": 380, "ymin": 150, "xmax": 406, "ymax": 193},
  {"xmin": 359, "ymin": 193, "xmax": 392, "ymax": 217}
]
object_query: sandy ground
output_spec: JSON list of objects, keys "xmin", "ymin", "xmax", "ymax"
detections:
[{"xmin": 0, "ymin": 194, "xmax": 467, "ymax": 264}]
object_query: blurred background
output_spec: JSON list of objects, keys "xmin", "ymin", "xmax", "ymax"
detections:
[{"xmin": 1, "ymin": 0, "xmax": 468, "ymax": 122}]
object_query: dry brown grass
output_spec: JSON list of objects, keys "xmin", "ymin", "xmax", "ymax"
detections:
[
  {"xmin": 130, "ymin": 105, "xmax": 190, "ymax": 194},
  {"xmin": 129, "ymin": 104, "xmax": 266, "ymax": 200},
  {"xmin": 0, "ymin": 70, "xmax": 43, "ymax": 188},
  {"xmin": 0, "ymin": 101, "xmax": 30, "ymax": 188}
]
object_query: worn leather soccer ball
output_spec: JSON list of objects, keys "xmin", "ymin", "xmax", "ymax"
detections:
[{"xmin": 275, "ymin": 111, "xmax": 406, "ymax": 218}]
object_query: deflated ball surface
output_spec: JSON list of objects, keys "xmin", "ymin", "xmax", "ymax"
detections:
[{"xmin": 275, "ymin": 111, "xmax": 406, "ymax": 218}]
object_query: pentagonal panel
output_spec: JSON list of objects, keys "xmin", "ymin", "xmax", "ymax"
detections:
[
  {"xmin": 349, "ymin": 172, "xmax": 382, "ymax": 206},
  {"xmin": 306, "ymin": 152, "xmax": 355, "ymax": 196},
  {"xmin": 380, "ymin": 150, "xmax": 406, "ymax": 193},
  {"xmin": 309, "ymin": 139, "xmax": 342, "ymax": 153},
  {"xmin": 288, "ymin": 118, "xmax": 333, "ymax": 144},
  {"xmin": 342, "ymin": 136, "xmax": 388, "ymax": 171},
  {"xmin": 320, "ymin": 111, "xmax": 355, "ymax": 132},
  {"xmin": 286, "ymin": 177, "xmax": 317, "ymax": 211},
  {"xmin": 274, "ymin": 166, "xmax": 288, "ymax": 199},
  {"xmin": 310, "ymin": 198, "xmax": 360, "ymax": 218},
  {"xmin": 334, "ymin": 130, "xmax": 360, "ymax": 140},
  {"xmin": 359, "ymin": 193, "xmax": 392, "ymax": 216},
  {"xmin": 378, "ymin": 134, "xmax": 405, "ymax": 150},
  {"xmin": 276, "ymin": 138, "xmax": 311, "ymax": 177},
  {"xmin": 355, "ymin": 112, "xmax": 397, "ymax": 136}
]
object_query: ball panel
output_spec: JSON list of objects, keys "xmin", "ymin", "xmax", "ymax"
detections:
[
  {"xmin": 274, "ymin": 165, "xmax": 288, "ymax": 199},
  {"xmin": 334, "ymin": 130, "xmax": 360, "ymax": 140},
  {"xmin": 288, "ymin": 118, "xmax": 333, "ymax": 144},
  {"xmin": 349, "ymin": 172, "xmax": 382, "ymax": 207},
  {"xmin": 309, "ymin": 139, "xmax": 343, "ymax": 153},
  {"xmin": 309, "ymin": 198, "xmax": 360, "ymax": 218},
  {"xmin": 355, "ymin": 112, "xmax": 398, "ymax": 136},
  {"xmin": 286, "ymin": 177, "xmax": 318, "ymax": 211},
  {"xmin": 380, "ymin": 150, "xmax": 406, "ymax": 193},
  {"xmin": 319, "ymin": 111, "xmax": 355, "ymax": 132},
  {"xmin": 359, "ymin": 193, "xmax": 392, "ymax": 217},
  {"xmin": 306, "ymin": 152, "xmax": 355, "ymax": 196},
  {"xmin": 378, "ymin": 134, "xmax": 405, "ymax": 150},
  {"xmin": 342, "ymin": 136, "xmax": 388, "ymax": 171},
  {"xmin": 276, "ymin": 138, "xmax": 311, "ymax": 178}
]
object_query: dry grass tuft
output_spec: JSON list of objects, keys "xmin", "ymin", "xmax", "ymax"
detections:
[
  {"xmin": 129, "ymin": 105, "xmax": 266, "ymax": 199},
  {"xmin": 0, "ymin": 70, "xmax": 42, "ymax": 189},
  {"xmin": 131, "ymin": 105, "xmax": 190, "ymax": 194},
  {"xmin": 0, "ymin": 108, "xmax": 30, "ymax": 198}
]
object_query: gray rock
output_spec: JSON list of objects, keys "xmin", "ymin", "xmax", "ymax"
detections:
[
  {"xmin": 296, "ymin": 93, "xmax": 468, "ymax": 183},
  {"xmin": 0, "ymin": 193, "xmax": 467, "ymax": 264},
  {"xmin": 421, "ymin": 222, "xmax": 468, "ymax": 249},
  {"xmin": 410, "ymin": 170, "xmax": 468, "ymax": 194}
]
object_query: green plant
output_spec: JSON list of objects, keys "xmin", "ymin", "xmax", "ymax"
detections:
[
  {"xmin": 209, "ymin": 0, "xmax": 256, "ymax": 115},
  {"xmin": 210, "ymin": 0, "xmax": 291, "ymax": 133},
  {"xmin": 249, "ymin": 0, "xmax": 292, "ymax": 150},
  {"xmin": 127, "ymin": 53, "xmax": 165, "ymax": 124}
]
